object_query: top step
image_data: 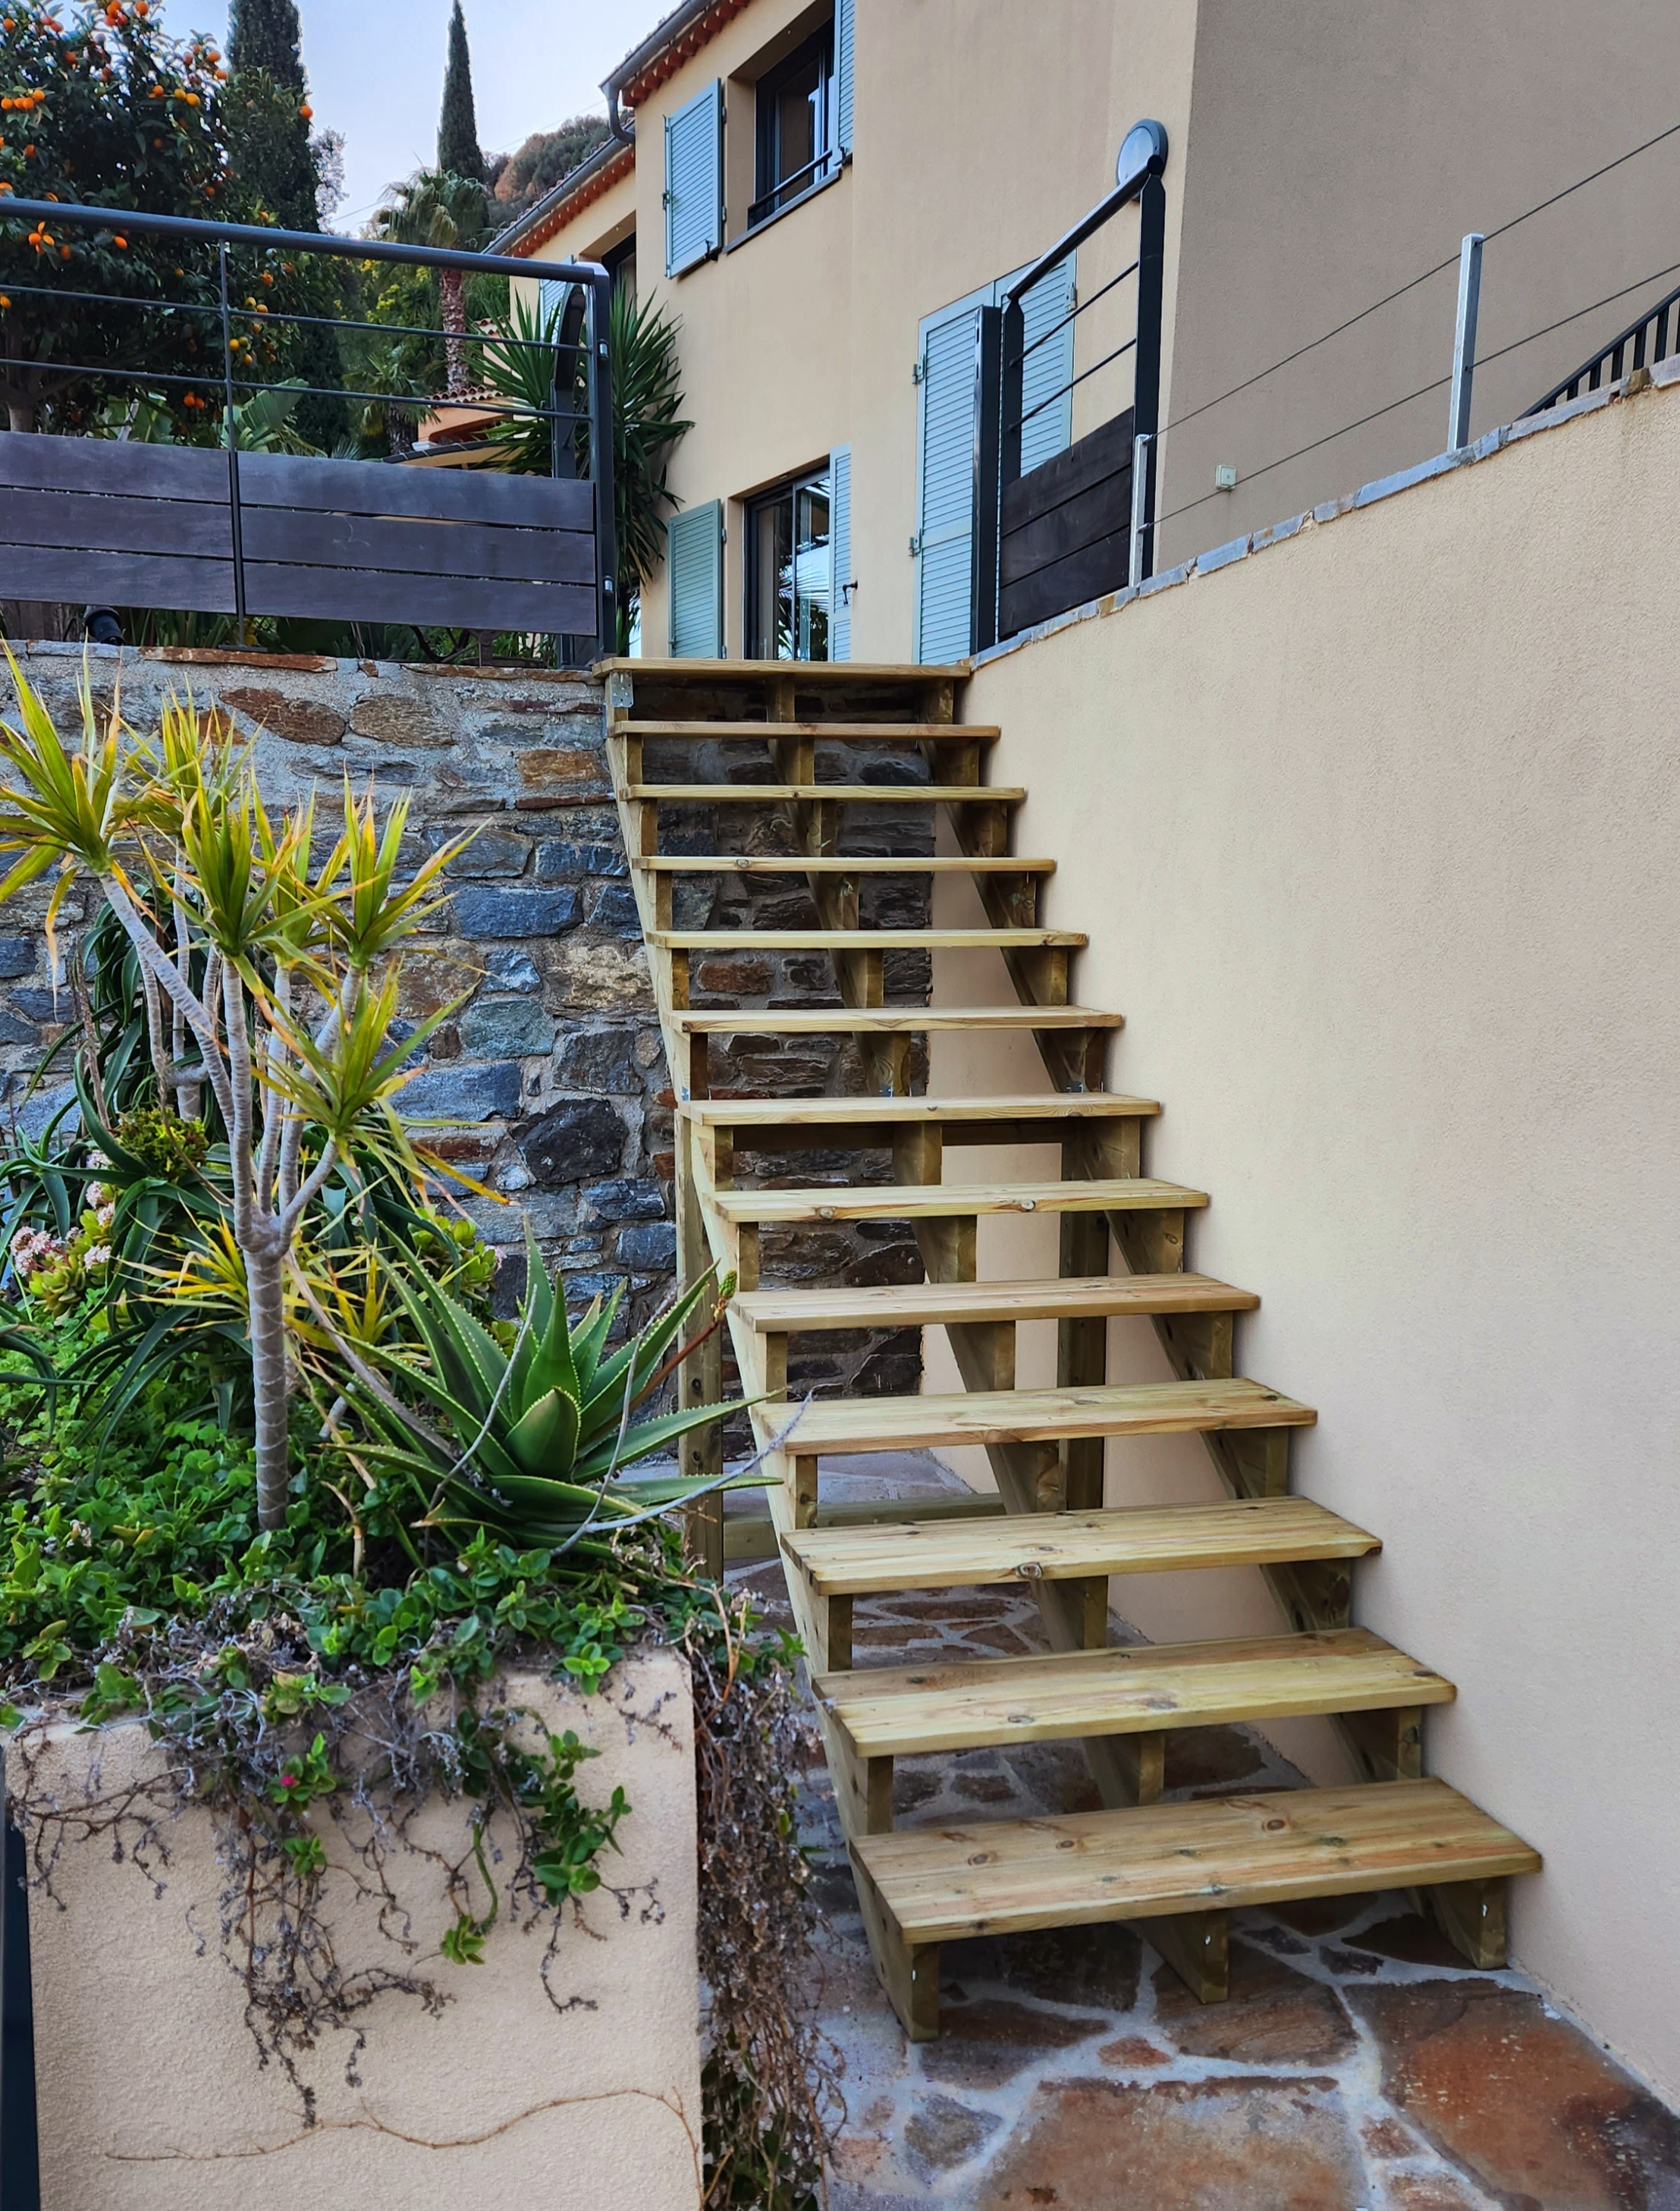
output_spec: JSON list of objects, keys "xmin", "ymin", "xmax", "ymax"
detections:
[
  {"xmin": 623, "ymin": 784, "xmax": 1025, "ymax": 806},
  {"xmin": 601, "ymin": 658, "xmax": 968, "ymax": 683},
  {"xmin": 617, "ymin": 721, "xmax": 998, "ymax": 743}
]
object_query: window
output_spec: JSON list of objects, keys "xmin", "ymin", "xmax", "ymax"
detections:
[
  {"xmin": 746, "ymin": 466, "xmax": 831, "ymax": 660},
  {"xmin": 750, "ymin": 24, "xmax": 837, "ymax": 228}
]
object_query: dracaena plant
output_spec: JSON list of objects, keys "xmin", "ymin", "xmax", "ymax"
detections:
[
  {"xmin": 335, "ymin": 1243, "xmax": 746, "ymax": 1556},
  {"xmin": 0, "ymin": 655, "xmax": 466, "ymax": 1532}
]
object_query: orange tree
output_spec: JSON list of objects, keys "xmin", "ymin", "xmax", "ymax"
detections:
[{"xmin": 0, "ymin": 2, "xmax": 316, "ymax": 432}]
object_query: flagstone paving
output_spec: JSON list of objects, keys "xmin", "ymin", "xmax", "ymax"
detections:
[{"xmin": 728, "ymin": 1456, "xmax": 1680, "ymax": 2211}]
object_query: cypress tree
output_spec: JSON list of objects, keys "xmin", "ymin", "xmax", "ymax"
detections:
[
  {"xmin": 228, "ymin": 0, "xmax": 319, "ymax": 232},
  {"xmin": 438, "ymin": 2, "xmax": 486, "ymax": 182},
  {"xmin": 226, "ymin": 0, "xmax": 347, "ymax": 447}
]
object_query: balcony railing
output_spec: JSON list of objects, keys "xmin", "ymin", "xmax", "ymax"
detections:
[
  {"xmin": 972, "ymin": 121, "xmax": 1167, "ymax": 650},
  {"xmin": 0, "ymin": 200, "xmax": 616, "ymax": 659}
]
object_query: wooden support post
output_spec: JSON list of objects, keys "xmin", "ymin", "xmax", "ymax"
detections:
[
  {"xmin": 675, "ymin": 1114, "xmax": 724, "ymax": 1578},
  {"xmin": 792, "ymin": 1453, "xmax": 820, "ymax": 1528},
  {"xmin": 852, "ymin": 1852, "xmax": 941, "ymax": 2041},
  {"xmin": 1424, "ymin": 1877, "xmax": 1511, "ymax": 1969},
  {"xmin": 1339, "ymin": 1704, "xmax": 1424, "ymax": 1784},
  {"xmin": 1059, "ymin": 1196, "xmax": 1109, "ymax": 1523},
  {"xmin": 1141, "ymin": 1908, "xmax": 1230, "ymax": 2003},
  {"xmin": 1109, "ymin": 1729, "xmax": 1167, "ymax": 1806}
]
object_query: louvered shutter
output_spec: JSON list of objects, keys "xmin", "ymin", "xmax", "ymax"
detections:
[
  {"xmin": 835, "ymin": 0, "xmax": 855, "ymax": 155},
  {"xmin": 915, "ymin": 303, "xmax": 982, "ymax": 662},
  {"xmin": 1016, "ymin": 255, "xmax": 1075, "ymax": 474},
  {"xmin": 667, "ymin": 499, "xmax": 723, "ymax": 657},
  {"xmin": 537, "ymin": 276, "xmax": 570, "ymax": 332},
  {"xmin": 664, "ymin": 80, "xmax": 724, "ymax": 278},
  {"xmin": 829, "ymin": 445, "xmax": 852, "ymax": 661}
]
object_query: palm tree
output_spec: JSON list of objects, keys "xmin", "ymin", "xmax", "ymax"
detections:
[
  {"xmin": 372, "ymin": 168, "xmax": 488, "ymax": 397},
  {"xmin": 479, "ymin": 284, "xmax": 692, "ymax": 649}
]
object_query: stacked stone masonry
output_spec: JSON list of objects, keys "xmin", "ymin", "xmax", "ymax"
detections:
[{"xmin": 3, "ymin": 647, "xmax": 931, "ymax": 1399}]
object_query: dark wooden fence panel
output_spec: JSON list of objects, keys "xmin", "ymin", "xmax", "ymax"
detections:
[
  {"xmin": 0, "ymin": 432, "xmax": 595, "ymax": 634},
  {"xmin": 999, "ymin": 410, "xmax": 1133, "ymax": 636}
]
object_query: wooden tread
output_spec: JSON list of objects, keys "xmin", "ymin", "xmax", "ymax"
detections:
[
  {"xmin": 623, "ymin": 783, "xmax": 1026, "ymax": 805},
  {"xmin": 780, "ymin": 1495, "xmax": 1371, "ymax": 1597},
  {"xmin": 775, "ymin": 1377, "xmax": 1314, "ymax": 1457},
  {"xmin": 601, "ymin": 656, "xmax": 969, "ymax": 682},
  {"xmin": 675, "ymin": 1006, "xmax": 1123, "ymax": 1036},
  {"xmin": 712, "ymin": 1176, "xmax": 1203, "ymax": 1225},
  {"xmin": 683, "ymin": 1092, "xmax": 1154, "ymax": 1126},
  {"xmin": 617, "ymin": 720, "xmax": 999, "ymax": 742},
  {"xmin": 654, "ymin": 928, "xmax": 1087, "ymax": 951},
  {"xmin": 816, "ymin": 1627, "xmax": 1452, "ymax": 1760},
  {"xmin": 633, "ymin": 856, "xmax": 1056, "ymax": 875},
  {"xmin": 735, "ymin": 1271, "xmax": 1256, "ymax": 1334},
  {"xmin": 853, "ymin": 1778, "xmax": 1541, "ymax": 1945}
]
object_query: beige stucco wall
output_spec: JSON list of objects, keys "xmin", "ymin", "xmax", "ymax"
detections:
[
  {"xmin": 925, "ymin": 376, "xmax": 1680, "ymax": 2099},
  {"xmin": 16, "ymin": 1650, "xmax": 700, "ymax": 2209},
  {"xmin": 527, "ymin": 0, "xmax": 1680, "ymax": 661}
]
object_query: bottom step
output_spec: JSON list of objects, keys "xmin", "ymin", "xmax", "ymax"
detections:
[{"xmin": 851, "ymin": 1778, "xmax": 1540, "ymax": 2037}]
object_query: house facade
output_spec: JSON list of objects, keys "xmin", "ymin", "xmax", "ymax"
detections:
[{"xmin": 499, "ymin": 0, "xmax": 1680, "ymax": 667}]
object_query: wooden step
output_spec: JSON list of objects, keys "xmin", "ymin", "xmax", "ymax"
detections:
[
  {"xmin": 736, "ymin": 1271, "xmax": 1256, "ymax": 1335},
  {"xmin": 781, "ymin": 1494, "xmax": 1368, "ymax": 1599},
  {"xmin": 816, "ymin": 1627, "xmax": 1452, "ymax": 1764},
  {"xmin": 777, "ymin": 1377, "xmax": 1314, "ymax": 1460},
  {"xmin": 852, "ymin": 1779, "xmax": 1541, "ymax": 2035},
  {"xmin": 605, "ymin": 656, "xmax": 968, "ymax": 683},
  {"xmin": 633, "ymin": 855, "xmax": 1057, "ymax": 875},
  {"xmin": 653, "ymin": 928, "xmax": 1087, "ymax": 952},
  {"xmin": 712, "ymin": 1176, "xmax": 1201, "ymax": 1226},
  {"xmin": 623, "ymin": 783, "xmax": 1026, "ymax": 806},
  {"xmin": 684, "ymin": 1091, "xmax": 1151, "ymax": 1127},
  {"xmin": 618, "ymin": 720, "xmax": 999, "ymax": 743},
  {"xmin": 677, "ymin": 1006, "xmax": 1120, "ymax": 1038}
]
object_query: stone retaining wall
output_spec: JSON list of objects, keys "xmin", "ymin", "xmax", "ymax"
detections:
[{"xmin": 5, "ymin": 644, "xmax": 675, "ymax": 1321}]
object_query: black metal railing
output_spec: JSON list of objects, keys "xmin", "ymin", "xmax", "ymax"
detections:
[
  {"xmin": 0, "ymin": 199, "xmax": 616, "ymax": 660},
  {"xmin": 972, "ymin": 120, "xmax": 1167, "ymax": 650},
  {"xmin": 1525, "ymin": 272, "xmax": 1680, "ymax": 416},
  {"xmin": 0, "ymin": 1766, "xmax": 38, "ymax": 2211},
  {"xmin": 746, "ymin": 145, "xmax": 839, "ymax": 229}
]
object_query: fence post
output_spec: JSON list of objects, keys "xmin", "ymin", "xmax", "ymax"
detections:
[
  {"xmin": 1448, "ymin": 231, "xmax": 1484, "ymax": 450},
  {"xmin": 971, "ymin": 304, "xmax": 1003, "ymax": 653},
  {"xmin": 1129, "ymin": 432, "xmax": 1154, "ymax": 589},
  {"xmin": 1129, "ymin": 174, "xmax": 1166, "ymax": 583},
  {"xmin": 216, "ymin": 243, "xmax": 247, "ymax": 644},
  {"xmin": 586, "ymin": 273, "xmax": 618, "ymax": 662},
  {"xmin": 0, "ymin": 1757, "xmax": 40, "ymax": 2211}
]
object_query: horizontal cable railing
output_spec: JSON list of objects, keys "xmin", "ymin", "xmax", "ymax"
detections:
[{"xmin": 0, "ymin": 198, "xmax": 615, "ymax": 660}]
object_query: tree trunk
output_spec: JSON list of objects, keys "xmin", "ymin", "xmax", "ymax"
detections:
[
  {"xmin": 441, "ymin": 269, "xmax": 469, "ymax": 398},
  {"xmin": 246, "ymin": 1239, "xmax": 291, "ymax": 1532}
]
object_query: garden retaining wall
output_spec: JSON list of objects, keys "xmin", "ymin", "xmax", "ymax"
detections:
[{"xmin": 11, "ymin": 1648, "xmax": 701, "ymax": 2210}]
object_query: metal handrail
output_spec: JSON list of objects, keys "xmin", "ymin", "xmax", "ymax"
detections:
[
  {"xmin": 1525, "ymin": 273, "xmax": 1680, "ymax": 415},
  {"xmin": 0, "ymin": 196, "xmax": 617, "ymax": 655},
  {"xmin": 747, "ymin": 146, "xmax": 837, "ymax": 227},
  {"xmin": 971, "ymin": 120, "xmax": 1168, "ymax": 651}
]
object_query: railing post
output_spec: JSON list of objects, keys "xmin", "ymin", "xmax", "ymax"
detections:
[
  {"xmin": 217, "ymin": 243, "xmax": 247, "ymax": 644},
  {"xmin": 1129, "ymin": 432, "xmax": 1154, "ymax": 589},
  {"xmin": 1448, "ymin": 231, "xmax": 1484, "ymax": 450},
  {"xmin": 586, "ymin": 272, "xmax": 618, "ymax": 662},
  {"xmin": 971, "ymin": 303, "xmax": 1003, "ymax": 653},
  {"xmin": 1, "ymin": 1760, "xmax": 40, "ymax": 2211},
  {"xmin": 1130, "ymin": 174, "xmax": 1166, "ymax": 583}
]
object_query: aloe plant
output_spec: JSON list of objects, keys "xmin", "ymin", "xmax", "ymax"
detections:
[{"xmin": 349, "ymin": 1245, "xmax": 748, "ymax": 1553}]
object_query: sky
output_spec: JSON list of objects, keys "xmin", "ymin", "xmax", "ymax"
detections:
[{"xmin": 174, "ymin": 0, "xmax": 652, "ymax": 231}]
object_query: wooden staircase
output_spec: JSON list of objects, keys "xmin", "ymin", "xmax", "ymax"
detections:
[{"xmin": 608, "ymin": 655, "xmax": 1539, "ymax": 2040}]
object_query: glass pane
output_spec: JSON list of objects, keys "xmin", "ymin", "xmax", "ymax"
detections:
[
  {"xmin": 775, "ymin": 57, "xmax": 821, "ymax": 190},
  {"xmin": 752, "ymin": 495, "xmax": 793, "ymax": 660},
  {"xmin": 794, "ymin": 474, "xmax": 831, "ymax": 661}
]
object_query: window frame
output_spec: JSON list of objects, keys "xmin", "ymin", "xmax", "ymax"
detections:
[
  {"xmin": 748, "ymin": 20, "xmax": 837, "ymax": 232},
  {"xmin": 744, "ymin": 462, "xmax": 834, "ymax": 662}
]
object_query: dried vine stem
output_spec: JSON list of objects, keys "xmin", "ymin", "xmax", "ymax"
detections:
[{"xmin": 687, "ymin": 1598, "xmax": 842, "ymax": 2211}]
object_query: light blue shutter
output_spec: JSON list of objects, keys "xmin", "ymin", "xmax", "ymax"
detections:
[
  {"xmin": 1016, "ymin": 255, "xmax": 1075, "ymax": 474},
  {"xmin": 915, "ymin": 303, "xmax": 981, "ymax": 663},
  {"xmin": 667, "ymin": 499, "xmax": 723, "ymax": 657},
  {"xmin": 665, "ymin": 80, "xmax": 724, "ymax": 278},
  {"xmin": 829, "ymin": 445, "xmax": 852, "ymax": 661},
  {"xmin": 537, "ymin": 276, "xmax": 570, "ymax": 332},
  {"xmin": 835, "ymin": 0, "xmax": 854, "ymax": 155}
]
